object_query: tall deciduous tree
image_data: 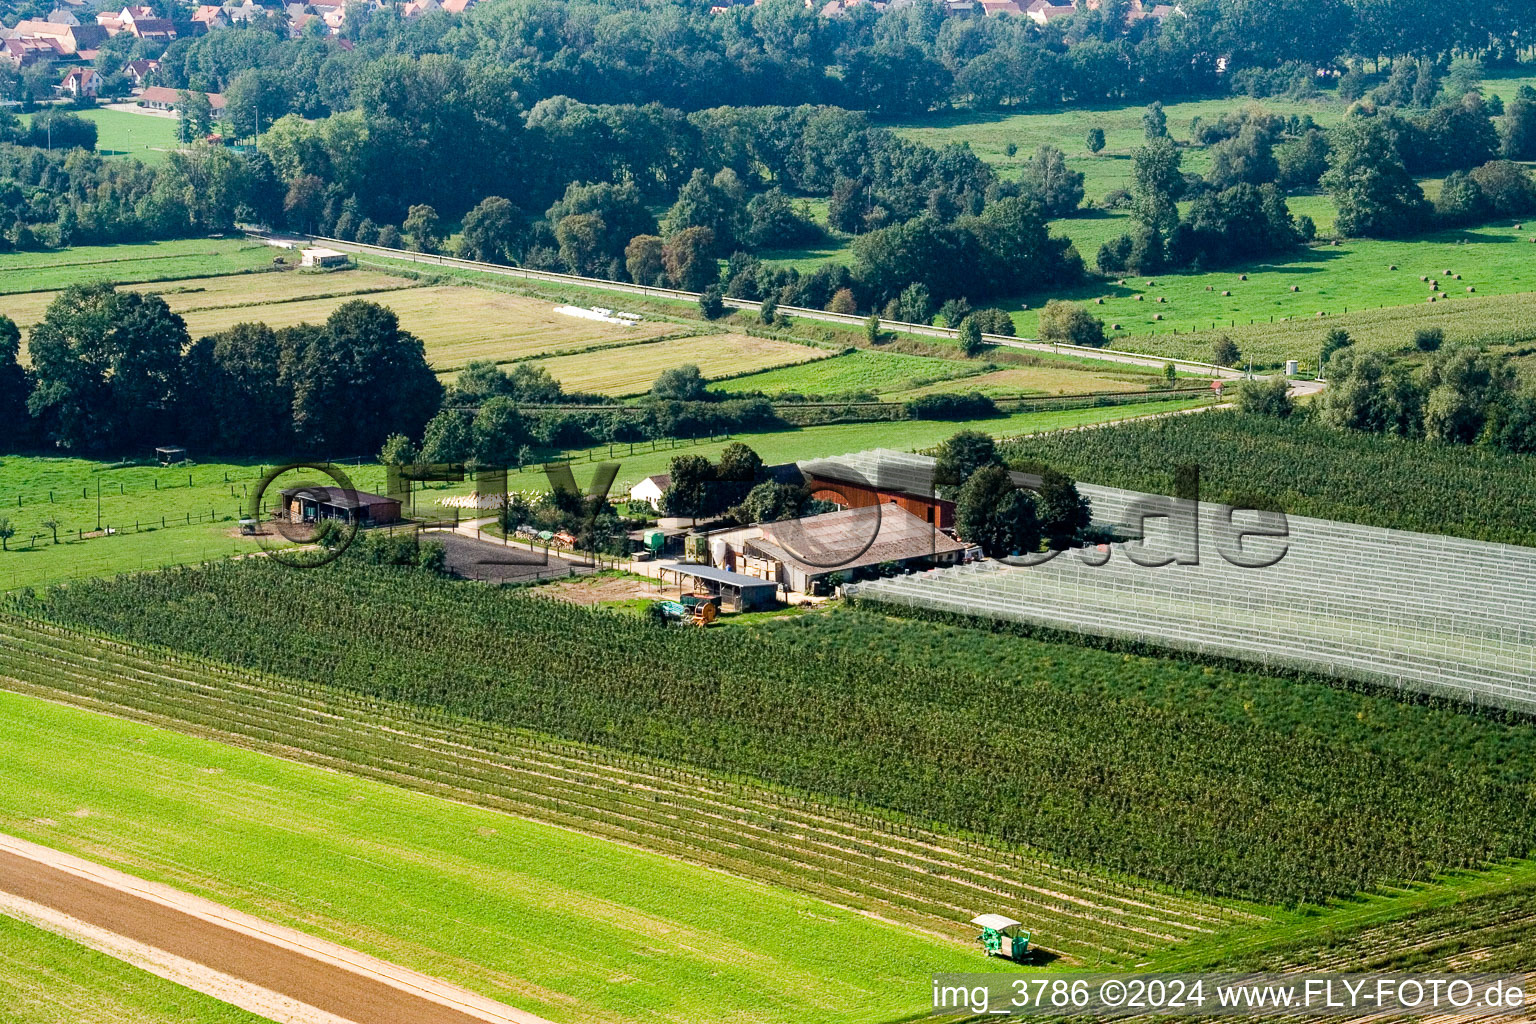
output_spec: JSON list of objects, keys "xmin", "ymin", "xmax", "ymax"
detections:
[{"xmin": 459, "ymin": 196, "xmax": 524, "ymax": 264}]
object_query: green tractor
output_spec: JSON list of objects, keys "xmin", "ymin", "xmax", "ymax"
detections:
[{"xmin": 971, "ymin": 914, "xmax": 1031, "ymax": 963}]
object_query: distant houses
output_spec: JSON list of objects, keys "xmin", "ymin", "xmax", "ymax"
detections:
[{"xmin": 137, "ymin": 86, "xmax": 227, "ymax": 113}]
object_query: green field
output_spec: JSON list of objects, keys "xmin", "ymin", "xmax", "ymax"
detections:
[
  {"xmin": 707, "ymin": 349, "xmax": 983, "ymax": 396},
  {"xmin": 0, "ymin": 686, "xmax": 998, "ymax": 1024},
  {"xmin": 0, "ymin": 913, "xmax": 264, "ymax": 1024},
  {"xmin": 20, "ymin": 107, "xmax": 182, "ymax": 165},
  {"xmin": 0, "ymin": 239, "xmax": 274, "ymax": 296},
  {"xmin": 527, "ymin": 333, "xmax": 829, "ymax": 395}
]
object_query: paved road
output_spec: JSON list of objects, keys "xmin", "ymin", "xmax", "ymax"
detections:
[{"xmin": 0, "ymin": 834, "xmax": 546, "ymax": 1024}]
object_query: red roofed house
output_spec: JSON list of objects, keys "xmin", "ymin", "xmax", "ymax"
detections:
[
  {"xmin": 58, "ymin": 65, "xmax": 100, "ymax": 96},
  {"xmin": 190, "ymin": 4, "xmax": 229, "ymax": 30},
  {"xmin": 138, "ymin": 85, "xmax": 226, "ymax": 112},
  {"xmin": 11, "ymin": 19, "xmax": 105, "ymax": 55}
]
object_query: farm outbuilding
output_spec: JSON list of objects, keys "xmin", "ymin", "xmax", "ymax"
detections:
[
  {"xmin": 708, "ymin": 504, "xmax": 967, "ymax": 594},
  {"xmin": 300, "ymin": 247, "xmax": 349, "ymax": 268},
  {"xmin": 279, "ymin": 485, "xmax": 401, "ymax": 525},
  {"xmin": 798, "ymin": 449, "xmax": 955, "ymax": 529},
  {"xmin": 656, "ymin": 563, "xmax": 780, "ymax": 612}
]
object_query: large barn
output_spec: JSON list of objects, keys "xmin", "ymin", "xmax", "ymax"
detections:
[{"xmin": 797, "ymin": 449, "xmax": 955, "ymax": 529}]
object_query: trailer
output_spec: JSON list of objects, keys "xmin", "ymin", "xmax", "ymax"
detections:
[{"xmin": 971, "ymin": 914, "xmax": 1031, "ymax": 963}]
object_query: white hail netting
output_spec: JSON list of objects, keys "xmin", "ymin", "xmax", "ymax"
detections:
[{"xmin": 848, "ymin": 481, "xmax": 1536, "ymax": 712}]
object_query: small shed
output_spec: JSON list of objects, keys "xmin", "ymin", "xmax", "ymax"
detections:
[
  {"xmin": 657, "ymin": 562, "xmax": 780, "ymax": 613},
  {"xmin": 279, "ymin": 485, "xmax": 401, "ymax": 525},
  {"xmin": 155, "ymin": 445, "xmax": 187, "ymax": 465},
  {"xmin": 300, "ymin": 247, "xmax": 349, "ymax": 268}
]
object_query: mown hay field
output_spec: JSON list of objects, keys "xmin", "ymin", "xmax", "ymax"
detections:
[
  {"xmin": 169, "ymin": 284, "xmax": 678, "ymax": 369},
  {"xmin": 1100, "ymin": 286, "xmax": 1536, "ymax": 369},
  {"xmin": 528, "ymin": 333, "xmax": 832, "ymax": 395}
]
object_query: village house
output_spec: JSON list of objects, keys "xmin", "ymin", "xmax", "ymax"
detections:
[
  {"xmin": 9, "ymin": 19, "xmax": 106, "ymax": 57},
  {"xmin": 190, "ymin": 5, "xmax": 230, "ymax": 30},
  {"xmin": 978, "ymin": 0, "xmax": 1023, "ymax": 15},
  {"xmin": 57, "ymin": 66, "xmax": 100, "ymax": 97},
  {"xmin": 1025, "ymin": 0, "xmax": 1075, "ymax": 25},
  {"xmin": 98, "ymin": 6, "xmax": 177, "ymax": 40},
  {"xmin": 138, "ymin": 85, "xmax": 227, "ymax": 112},
  {"xmin": 123, "ymin": 58, "xmax": 159, "ymax": 87},
  {"xmin": 627, "ymin": 474, "xmax": 671, "ymax": 509}
]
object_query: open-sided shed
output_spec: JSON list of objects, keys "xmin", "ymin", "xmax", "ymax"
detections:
[{"xmin": 657, "ymin": 562, "xmax": 780, "ymax": 612}]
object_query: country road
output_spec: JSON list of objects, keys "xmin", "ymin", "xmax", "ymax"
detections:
[{"xmin": 0, "ymin": 832, "xmax": 548, "ymax": 1024}]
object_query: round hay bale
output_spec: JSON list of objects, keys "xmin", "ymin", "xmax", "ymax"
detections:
[
  {"xmin": 1146, "ymin": 280, "xmax": 1156, "ymax": 287},
  {"xmin": 1454, "ymin": 274, "xmax": 1461, "ymax": 280},
  {"xmin": 1388, "ymin": 264, "xmax": 1397, "ymax": 270},
  {"xmin": 1428, "ymin": 295, "xmax": 1437, "ymax": 303},
  {"xmin": 1111, "ymin": 323, "xmax": 1122, "ymax": 330},
  {"xmin": 1095, "ymin": 297, "xmax": 1104, "ymax": 304},
  {"xmin": 1290, "ymin": 285, "xmax": 1299, "ymax": 292},
  {"xmin": 1222, "ymin": 290, "xmax": 1230, "ymax": 296},
  {"xmin": 1239, "ymin": 274, "xmax": 1248, "ymax": 281},
  {"xmin": 1117, "ymin": 279, "xmax": 1126, "ymax": 285},
  {"xmin": 1515, "ymin": 224, "xmax": 1522, "ymax": 230},
  {"xmin": 1420, "ymin": 275, "xmax": 1428, "ymax": 281},
  {"xmin": 1135, "ymin": 294, "xmax": 1144, "ymax": 301},
  {"xmin": 1153, "ymin": 313, "xmax": 1163, "ymax": 320},
  {"xmin": 1157, "ymin": 296, "xmax": 1166, "ymax": 303},
  {"xmin": 1316, "ymin": 311, "xmax": 1325, "ymax": 317},
  {"xmin": 1467, "ymin": 285, "xmax": 1475, "ymax": 292},
  {"xmin": 1444, "ymin": 269, "xmax": 1452, "ymax": 276},
  {"xmin": 1205, "ymin": 285, "xmax": 1212, "ymax": 291}
]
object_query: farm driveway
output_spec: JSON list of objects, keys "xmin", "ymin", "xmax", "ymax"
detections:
[{"xmin": 0, "ymin": 832, "xmax": 550, "ymax": 1024}]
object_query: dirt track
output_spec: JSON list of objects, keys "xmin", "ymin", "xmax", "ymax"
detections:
[{"xmin": 0, "ymin": 834, "xmax": 550, "ymax": 1024}]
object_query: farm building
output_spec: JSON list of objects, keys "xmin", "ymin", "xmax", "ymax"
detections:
[
  {"xmin": 279, "ymin": 486, "xmax": 401, "ymax": 525},
  {"xmin": 707, "ymin": 504, "xmax": 967, "ymax": 593},
  {"xmin": 656, "ymin": 563, "xmax": 780, "ymax": 612},
  {"xmin": 300, "ymin": 247, "xmax": 349, "ymax": 268},
  {"xmin": 628, "ymin": 473, "xmax": 670, "ymax": 507},
  {"xmin": 137, "ymin": 85, "xmax": 225, "ymax": 111},
  {"xmin": 798, "ymin": 449, "xmax": 955, "ymax": 529}
]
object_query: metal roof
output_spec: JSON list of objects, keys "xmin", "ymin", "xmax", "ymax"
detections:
[
  {"xmin": 660, "ymin": 562, "xmax": 780, "ymax": 589},
  {"xmin": 279, "ymin": 485, "xmax": 398, "ymax": 510},
  {"xmin": 748, "ymin": 504, "xmax": 965, "ymax": 577},
  {"xmin": 798, "ymin": 448, "xmax": 938, "ymax": 496}
]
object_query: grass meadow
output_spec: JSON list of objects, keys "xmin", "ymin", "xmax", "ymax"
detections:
[
  {"xmin": 705, "ymin": 349, "xmax": 982, "ymax": 396},
  {"xmin": 20, "ymin": 107, "xmax": 181, "ymax": 164},
  {"xmin": 0, "ymin": 913, "xmax": 267, "ymax": 1024},
  {"xmin": 0, "ymin": 238, "xmax": 273, "ymax": 296},
  {"xmin": 0, "ymin": 687, "xmax": 1003, "ymax": 1024}
]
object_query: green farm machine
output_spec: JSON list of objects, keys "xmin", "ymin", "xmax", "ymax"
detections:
[{"xmin": 971, "ymin": 914, "xmax": 1031, "ymax": 963}]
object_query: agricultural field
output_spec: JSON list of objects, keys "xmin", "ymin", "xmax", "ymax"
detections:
[
  {"xmin": 1097, "ymin": 281, "xmax": 1536, "ymax": 369},
  {"xmin": 0, "ymin": 239, "xmax": 273, "ymax": 296},
  {"xmin": 1000, "ymin": 411, "xmax": 1536, "ymax": 546},
  {"xmin": 708, "ymin": 349, "xmax": 984, "ymax": 396},
  {"xmin": 0, "ymin": 913, "xmax": 265, "ymax": 1024},
  {"xmin": 526, "ymin": 333, "xmax": 831, "ymax": 395},
  {"xmin": 0, "ymin": 679, "xmax": 1003, "ymax": 1024},
  {"xmin": 21, "ymin": 107, "xmax": 182, "ymax": 164},
  {"xmin": 889, "ymin": 363, "xmax": 1164, "ymax": 398},
  {"xmin": 19, "ymin": 557, "xmax": 1536, "ymax": 907},
  {"xmin": 2, "ymin": 268, "xmax": 419, "ymax": 355}
]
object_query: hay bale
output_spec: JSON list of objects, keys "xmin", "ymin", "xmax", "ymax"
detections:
[
  {"xmin": 1239, "ymin": 274, "xmax": 1248, "ymax": 281},
  {"xmin": 1111, "ymin": 323, "xmax": 1121, "ymax": 330},
  {"xmin": 1095, "ymin": 297, "xmax": 1104, "ymax": 304},
  {"xmin": 1454, "ymin": 274, "xmax": 1461, "ymax": 280},
  {"xmin": 1157, "ymin": 296, "xmax": 1166, "ymax": 303},
  {"xmin": 1289, "ymin": 285, "xmax": 1299, "ymax": 292},
  {"xmin": 1467, "ymin": 285, "xmax": 1475, "ymax": 292},
  {"xmin": 1146, "ymin": 280, "xmax": 1156, "ymax": 287},
  {"xmin": 1428, "ymin": 295, "xmax": 1437, "ymax": 302},
  {"xmin": 1135, "ymin": 294, "xmax": 1144, "ymax": 301},
  {"xmin": 1420, "ymin": 275, "xmax": 1428, "ymax": 281},
  {"xmin": 1222, "ymin": 290, "xmax": 1230, "ymax": 296},
  {"xmin": 1153, "ymin": 313, "xmax": 1163, "ymax": 320},
  {"xmin": 1388, "ymin": 264, "xmax": 1397, "ymax": 270}
]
